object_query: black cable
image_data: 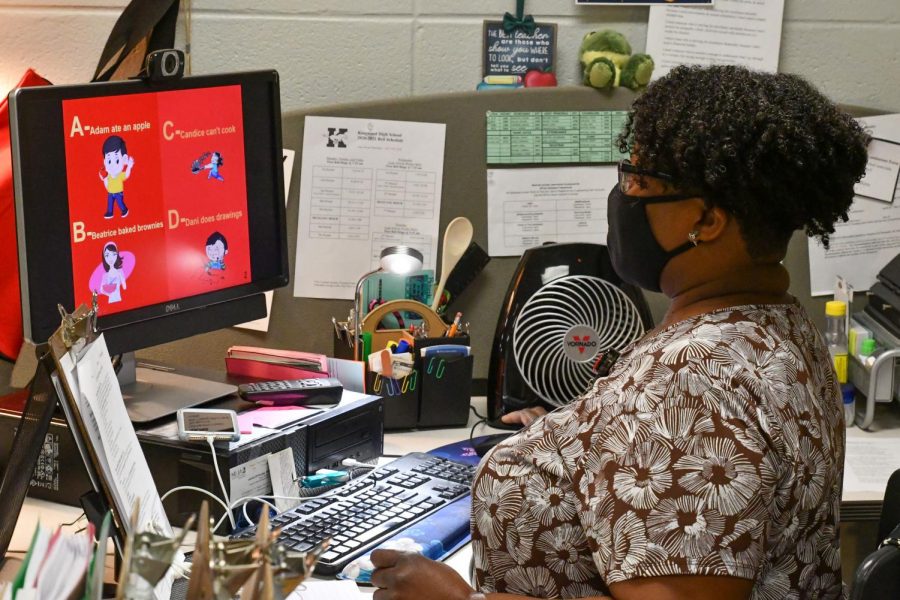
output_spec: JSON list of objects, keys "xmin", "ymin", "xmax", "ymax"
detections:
[
  {"xmin": 469, "ymin": 417, "xmax": 486, "ymax": 444},
  {"xmin": 469, "ymin": 405, "xmax": 487, "ymax": 421}
]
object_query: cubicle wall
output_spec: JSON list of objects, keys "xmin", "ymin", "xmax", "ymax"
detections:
[{"xmin": 139, "ymin": 86, "xmax": 886, "ymax": 383}]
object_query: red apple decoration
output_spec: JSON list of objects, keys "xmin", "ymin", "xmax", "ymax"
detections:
[{"xmin": 524, "ymin": 69, "xmax": 558, "ymax": 88}]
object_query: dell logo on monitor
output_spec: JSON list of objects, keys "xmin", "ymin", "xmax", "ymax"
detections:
[{"xmin": 165, "ymin": 303, "xmax": 181, "ymax": 313}]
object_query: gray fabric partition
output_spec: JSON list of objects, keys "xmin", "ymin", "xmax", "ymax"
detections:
[{"xmin": 138, "ymin": 86, "xmax": 887, "ymax": 382}]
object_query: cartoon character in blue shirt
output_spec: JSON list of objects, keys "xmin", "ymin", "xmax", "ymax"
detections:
[
  {"xmin": 205, "ymin": 231, "xmax": 228, "ymax": 275},
  {"xmin": 205, "ymin": 151, "xmax": 224, "ymax": 181}
]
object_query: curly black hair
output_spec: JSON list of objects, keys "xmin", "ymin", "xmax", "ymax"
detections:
[{"xmin": 618, "ymin": 65, "xmax": 871, "ymax": 258}]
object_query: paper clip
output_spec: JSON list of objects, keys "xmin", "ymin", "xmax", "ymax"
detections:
[
  {"xmin": 427, "ymin": 357, "xmax": 446, "ymax": 379},
  {"xmin": 373, "ymin": 374, "xmax": 383, "ymax": 393},
  {"xmin": 401, "ymin": 370, "xmax": 418, "ymax": 393},
  {"xmin": 386, "ymin": 377, "xmax": 400, "ymax": 396}
]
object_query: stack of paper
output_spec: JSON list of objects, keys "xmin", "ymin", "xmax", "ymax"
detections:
[
  {"xmin": 3, "ymin": 522, "xmax": 95, "ymax": 600},
  {"xmin": 54, "ymin": 335, "xmax": 176, "ymax": 600}
]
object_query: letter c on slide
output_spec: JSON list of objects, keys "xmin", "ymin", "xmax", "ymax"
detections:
[{"xmin": 163, "ymin": 120, "xmax": 174, "ymax": 141}]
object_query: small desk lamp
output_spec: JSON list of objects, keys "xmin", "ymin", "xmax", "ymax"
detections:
[{"xmin": 354, "ymin": 246, "xmax": 424, "ymax": 359}]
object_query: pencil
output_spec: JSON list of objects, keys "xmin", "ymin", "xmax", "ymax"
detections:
[{"xmin": 447, "ymin": 312, "xmax": 462, "ymax": 337}]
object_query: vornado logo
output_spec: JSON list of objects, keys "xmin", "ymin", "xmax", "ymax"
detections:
[
  {"xmin": 563, "ymin": 325, "xmax": 601, "ymax": 362},
  {"xmin": 165, "ymin": 303, "xmax": 181, "ymax": 313}
]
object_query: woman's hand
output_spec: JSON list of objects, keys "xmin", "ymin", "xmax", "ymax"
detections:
[
  {"xmin": 499, "ymin": 406, "xmax": 547, "ymax": 427},
  {"xmin": 370, "ymin": 550, "xmax": 482, "ymax": 600}
]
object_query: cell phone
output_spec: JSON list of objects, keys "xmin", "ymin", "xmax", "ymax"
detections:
[{"xmin": 176, "ymin": 408, "xmax": 241, "ymax": 442}]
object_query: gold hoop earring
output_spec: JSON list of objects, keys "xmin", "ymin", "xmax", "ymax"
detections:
[{"xmin": 688, "ymin": 231, "xmax": 700, "ymax": 246}]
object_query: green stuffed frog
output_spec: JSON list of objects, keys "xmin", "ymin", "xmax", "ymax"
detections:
[{"xmin": 580, "ymin": 30, "xmax": 654, "ymax": 91}]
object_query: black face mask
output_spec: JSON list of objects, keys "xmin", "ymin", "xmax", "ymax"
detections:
[{"xmin": 606, "ymin": 183, "xmax": 697, "ymax": 293}]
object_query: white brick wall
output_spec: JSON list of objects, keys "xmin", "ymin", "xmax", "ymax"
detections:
[{"xmin": 1, "ymin": 1, "xmax": 898, "ymax": 111}]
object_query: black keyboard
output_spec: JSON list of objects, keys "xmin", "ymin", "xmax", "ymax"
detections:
[{"xmin": 233, "ymin": 452, "xmax": 477, "ymax": 575}]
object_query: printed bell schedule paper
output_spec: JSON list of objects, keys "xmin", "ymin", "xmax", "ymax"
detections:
[
  {"xmin": 294, "ymin": 117, "xmax": 446, "ymax": 299},
  {"xmin": 487, "ymin": 166, "xmax": 616, "ymax": 256},
  {"xmin": 486, "ymin": 111, "xmax": 629, "ymax": 165},
  {"xmin": 646, "ymin": 0, "xmax": 785, "ymax": 80},
  {"xmin": 808, "ymin": 114, "xmax": 900, "ymax": 296}
]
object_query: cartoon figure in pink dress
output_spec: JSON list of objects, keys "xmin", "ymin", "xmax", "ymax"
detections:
[
  {"xmin": 99, "ymin": 135, "xmax": 134, "ymax": 219},
  {"xmin": 89, "ymin": 242, "xmax": 135, "ymax": 304}
]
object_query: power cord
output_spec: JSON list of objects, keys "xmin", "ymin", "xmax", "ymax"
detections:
[
  {"xmin": 159, "ymin": 436, "xmax": 236, "ymax": 532},
  {"xmin": 470, "ymin": 418, "xmax": 487, "ymax": 443},
  {"xmin": 206, "ymin": 436, "xmax": 235, "ymax": 529}
]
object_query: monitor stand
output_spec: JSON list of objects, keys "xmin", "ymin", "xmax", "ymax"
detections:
[{"xmin": 117, "ymin": 353, "xmax": 237, "ymax": 424}]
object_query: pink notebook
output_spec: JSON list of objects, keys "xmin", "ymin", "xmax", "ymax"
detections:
[{"xmin": 237, "ymin": 405, "xmax": 319, "ymax": 431}]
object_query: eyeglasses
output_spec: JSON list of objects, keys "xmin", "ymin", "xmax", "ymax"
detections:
[{"xmin": 617, "ymin": 159, "xmax": 674, "ymax": 193}]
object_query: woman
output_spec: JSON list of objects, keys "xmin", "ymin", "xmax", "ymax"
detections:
[{"xmin": 371, "ymin": 65, "xmax": 869, "ymax": 600}]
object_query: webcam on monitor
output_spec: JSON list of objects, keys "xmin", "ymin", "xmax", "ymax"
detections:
[{"xmin": 142, "ymin": 49, "xmax": 185, "ymax": 82}]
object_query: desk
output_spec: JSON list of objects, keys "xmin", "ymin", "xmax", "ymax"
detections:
[
  {"xmin": 6, "ymin": 397, "xmax": 505, "ymax": 595},
  {"xmin": 7, "ymin": 396, "xmax": 900, "ymax": 594}
]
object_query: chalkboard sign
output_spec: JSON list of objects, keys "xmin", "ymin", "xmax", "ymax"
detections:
[{"xmin": 482, "ymin": 21, "xmax": 557, "ymax": 78}]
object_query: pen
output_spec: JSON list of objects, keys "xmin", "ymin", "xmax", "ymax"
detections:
[{"xmin": 447, "ymin": 312, "xmax": 462, "ymax": 337}]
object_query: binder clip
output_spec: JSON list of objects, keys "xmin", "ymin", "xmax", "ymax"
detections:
[{"xmin": 58, "ymin": 292, "xmax": 99, "ymax": 351}]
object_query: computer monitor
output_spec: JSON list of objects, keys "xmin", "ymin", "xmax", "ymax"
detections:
[{"xmin": 9, "ymin": 70, "xmax": 289, "ymax": 422}]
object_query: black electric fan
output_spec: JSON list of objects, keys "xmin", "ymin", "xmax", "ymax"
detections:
[{"xmin": 487, "ymin": 242, "xmax": 653, "ymax": 424}]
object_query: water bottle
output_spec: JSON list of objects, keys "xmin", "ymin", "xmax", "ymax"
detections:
[{"xmin": 824, "ymin": 301, "xmax": 848, "ymax": 384}]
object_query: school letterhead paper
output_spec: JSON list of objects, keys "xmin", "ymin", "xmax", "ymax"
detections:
[{"xmin": 294, "ymin": 117, "xmax": 446, "ymax": 299}]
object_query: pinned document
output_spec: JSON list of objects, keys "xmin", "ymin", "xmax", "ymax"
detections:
[
  {"xmin": 294, "ymin": 117, "xmax": 446, "ymax": 299},
  {"xmin": 646, "ymin": 0, "xmax": 785, "ymax": 79}
]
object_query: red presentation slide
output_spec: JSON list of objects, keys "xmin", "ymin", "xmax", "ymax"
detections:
[{"xmin": 61, "ymin": 85, "xmax": 251, "ymax": 316}]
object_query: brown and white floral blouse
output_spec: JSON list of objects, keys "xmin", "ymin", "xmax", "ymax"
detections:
[{"xmin": 472, "ymin": 304, "xmax": 845, "ymax": 599}]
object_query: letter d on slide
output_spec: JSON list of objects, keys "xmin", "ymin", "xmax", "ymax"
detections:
[
  {"xmin": 73, "ymin": 221, "xmax": 85, "ymax": 243},
  {"xmin": 168, "ymin": 209, "xmax": 179, "ymax": 229}
]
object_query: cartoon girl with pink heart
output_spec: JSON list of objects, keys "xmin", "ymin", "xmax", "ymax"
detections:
[{"xmin": 89, "ymin": 242, "xmax": 135, "ymax": 304}]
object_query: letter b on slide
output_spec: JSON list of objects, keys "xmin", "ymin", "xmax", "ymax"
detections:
[{"xmin": 73, "ymin": 221, "xmax": 85, "ymax": 243}]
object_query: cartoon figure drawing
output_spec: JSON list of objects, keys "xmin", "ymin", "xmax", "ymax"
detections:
[
  {"xmin": 191, "ymin": 151, "xmax": 224, "ymax": 181},
  {"xmin": 205, "ymin": 231, "xmax": 228, "ymax": 275},
  {"xmin": 206, "ymin": 152, "xmax": 224, "ymax": 181},
  {"xmin": 89, "ymin": 242, "xmax": 135, "ymax": 304},
  {"xmin": 99, "ymin": 135, "xmax": 134, "ymax": 219},
  {"xmin": 90, "ymin": 242, "xmax": 130, "ymax": 303}
]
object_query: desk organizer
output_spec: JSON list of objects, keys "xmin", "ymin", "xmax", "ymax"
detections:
[{"xmin": 365, "ymin": 335, "xmax": 472, "ymax": 430}]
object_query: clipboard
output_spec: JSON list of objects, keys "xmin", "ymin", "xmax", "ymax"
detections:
[
  {"xmin": 0, "ymin": 301, "xmax": 129, "ymax": 570},
  {"xmin": 45, "ymin": 303, "xmax": 128, "ymax": 559}
]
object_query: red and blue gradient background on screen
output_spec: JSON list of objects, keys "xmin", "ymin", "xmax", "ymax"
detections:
[{"xmin": 61, "ymin": 85, "xmax": 252, "ymax": 316}]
